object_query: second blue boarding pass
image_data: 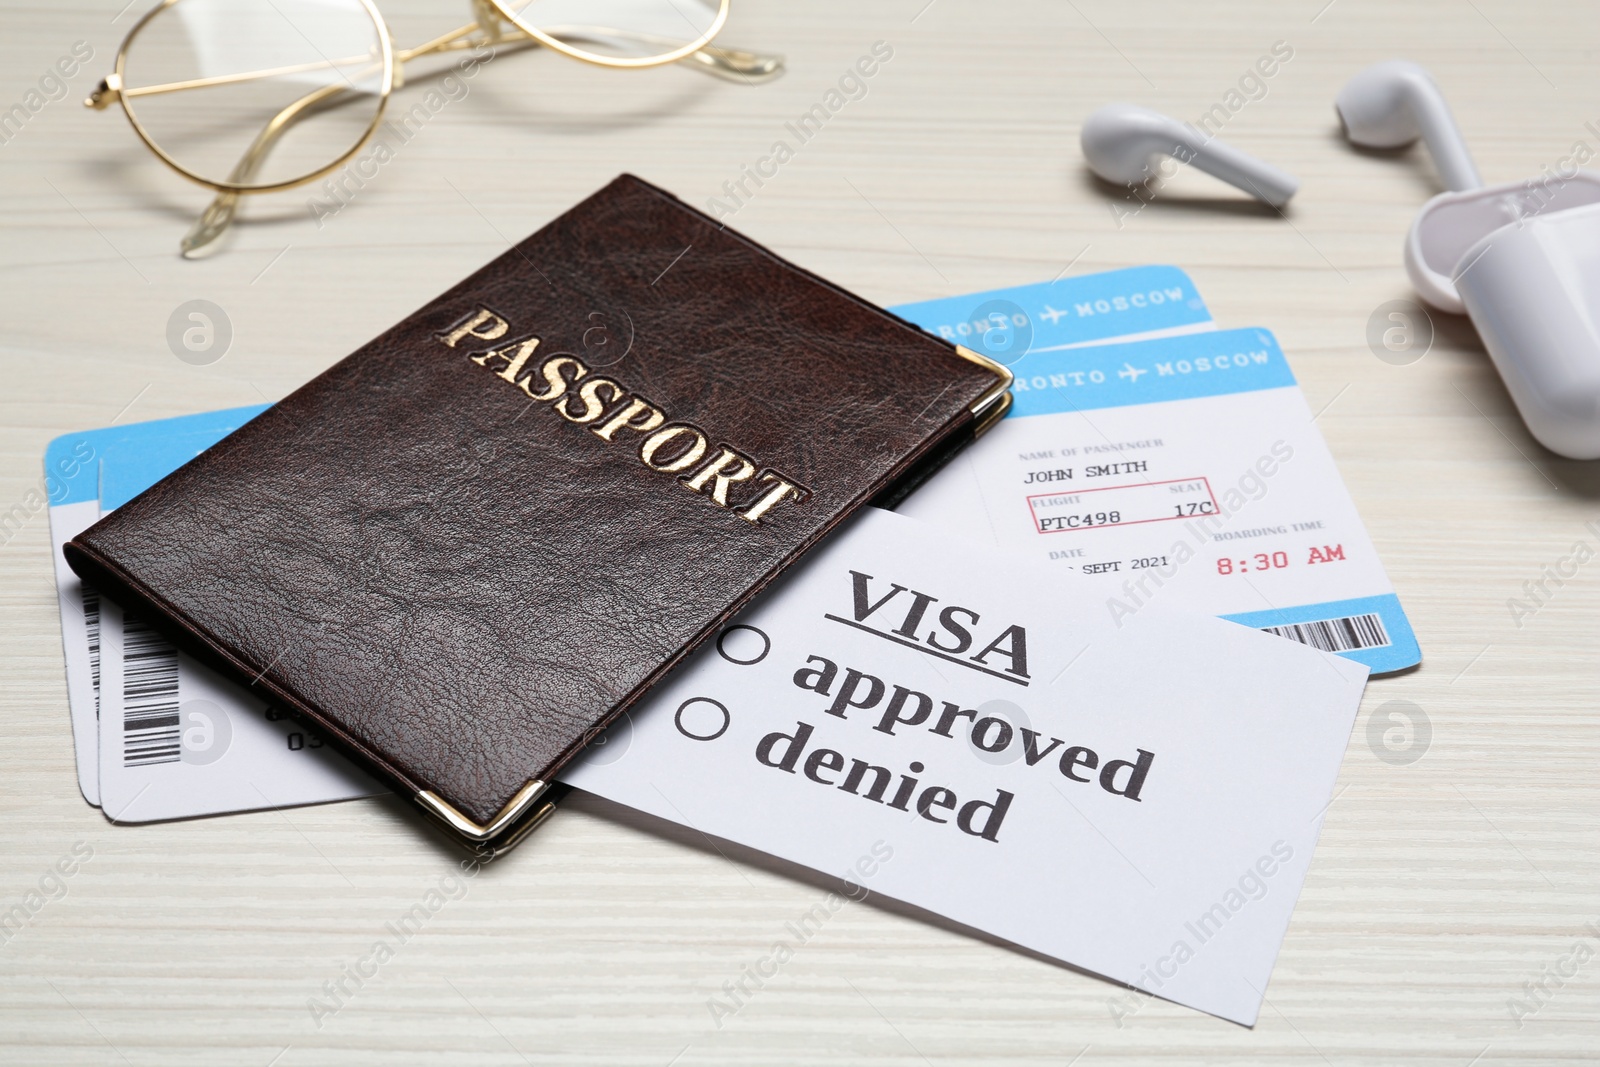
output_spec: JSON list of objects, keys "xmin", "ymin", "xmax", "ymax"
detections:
[
  {"xmin": 892, "ymin": 286, "xmax": 1420, "ymax": 674},
  {"xmin": 897, "ymin": 264, "xmax": 1214, "ymax": 353}
]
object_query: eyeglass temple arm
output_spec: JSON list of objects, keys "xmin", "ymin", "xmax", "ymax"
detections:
[
  {"xmin": 175, "ymin": 21, "xmax": 784, "ymax": 256},
  {"xmin": 461, "ymin": 0, "xmax": 784, "ymax": 81},
  {"xmin": 178, "ymin": 24, "xmax": 502, "ymax": 257},
  {"xmin": 421, "ymin": 25, "xmax": 783, "ymax": 80},
  {"xmin": 179, "ymin": 25, "xmax": 507, "ymax": 257},
  {"xmin": 86, "ymin": 22, "xmax": 782, "ymax": 111},
  {"xmin": 180, "ymin": 80, "xmax": 350, "ymax": 257}
]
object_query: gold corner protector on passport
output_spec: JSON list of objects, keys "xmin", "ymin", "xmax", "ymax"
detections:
[
  {"xmin": 416, "ymin": 779, "xmax": 551, "ymax": 843},
  {"xmin": 954, "ymin": 344, "xmax": 1015, "ymax": 437}
]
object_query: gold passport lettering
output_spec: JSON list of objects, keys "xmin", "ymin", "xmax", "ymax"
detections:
[
  {"xmin": 639, "ymin": 425, "xmax": 708, "ymax": 472},
  {"xmin": 559, "ymin": 376, "xmax": 626, "ymax": 424},
  {"xmin": 593, "ymin": 398, "xmax": 664, "ymax": 441},
  {"xmin": 682, "ymin": 447, "xmax": 757, "ymax": 506},
  {"xmin": 438, "ymin": 306, "xmax": 810, "ymax": 524},
  {"xmin": 440, "ymin": 307, "xmax": 510, "ymax": 348}
]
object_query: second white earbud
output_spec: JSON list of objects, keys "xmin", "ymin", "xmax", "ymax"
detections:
[
  {"xmin": 1334, "ymin": 60, "xmax": 1481, "ymax": 192},
  {"xmin": 1080, "ymin": 103, "xmax": 1299, "ymax": 207},
  {"xmin": 1337, "ymin": 59, "xmax": 1600, "ymax": 459}
]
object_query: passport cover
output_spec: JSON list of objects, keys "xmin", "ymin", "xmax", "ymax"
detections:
[{"xmin": 64, "ymin": 173, "xmax": 1011, "ymax": 853}]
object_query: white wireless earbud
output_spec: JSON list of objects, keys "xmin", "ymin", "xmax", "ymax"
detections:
[
  {"xmin": 1334, "ymin": 60, "xmax": 1481, "ymax": 192},
  {"xmin": 1080, "ymin": 103, "xmax": 1299, "ymax": 207}
]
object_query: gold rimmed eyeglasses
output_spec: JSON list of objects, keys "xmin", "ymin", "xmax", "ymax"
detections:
[{"xmin": 87, "ymin": 0, "xmax": 783, "ymax": 257}]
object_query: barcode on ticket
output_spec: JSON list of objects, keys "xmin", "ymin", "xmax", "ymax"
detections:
[
  {"xmin": 122, "ymin": 611, "xmax": 181, "ymax": 767},
  {"xmin": 1259, "ymin": 612, "xmax": 1390, "ymax": 653},
  {"xmin": 82, "ymin": 586, "xmax": 101, "ymax": 712}
]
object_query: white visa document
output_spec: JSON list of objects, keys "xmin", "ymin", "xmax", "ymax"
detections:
[
  {"xmin": 562, "ymin": 508, "xmax": 1369, "ymax": 1025},
  {"xmin": 887, "ymin": 326, "xmax": 1421, "ymax": 674}
]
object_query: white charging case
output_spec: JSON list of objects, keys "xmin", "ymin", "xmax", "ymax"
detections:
[{"xmin": 1405, "ymin": 171, "xmax": 1600, "ymax": 459}]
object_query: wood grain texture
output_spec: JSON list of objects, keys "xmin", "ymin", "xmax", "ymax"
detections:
[{"xmin": 2, "ymin": 0, "xmax": 1597, "ymax": 1063}]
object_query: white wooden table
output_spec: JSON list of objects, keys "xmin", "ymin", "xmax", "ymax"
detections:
[{"xmin": 3, "ymin": 0, "xmax": 1597, "ymax": 1062}]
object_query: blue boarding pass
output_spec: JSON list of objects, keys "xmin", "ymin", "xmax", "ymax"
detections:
[
  {"xmin": 892, "ymin": 264, "xmax": 1215, "ymax": 355},
  {"xmin": 47, "ymin": 407, "xmax": 382, "ymax": 821},
  {"xmin": 47, "ymin": 406, "xmax": 271, "ymax": 806},
  {"xmin": 887, "ymin": 313, "xmax": 1421, "ymax": 674}
]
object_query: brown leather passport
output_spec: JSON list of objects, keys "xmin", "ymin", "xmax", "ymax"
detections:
[{"xmin": 65, "ymin": 174, "xmax": 1011, "ymax": 854}]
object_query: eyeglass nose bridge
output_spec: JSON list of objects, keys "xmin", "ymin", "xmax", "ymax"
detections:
[
  {"xmin": 470, "ymin": 0, "xmax": 509, "ymax": 41},
  {"xmin": 85, "ymin": 73, "xmax": 122, "ymax": 111}
]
